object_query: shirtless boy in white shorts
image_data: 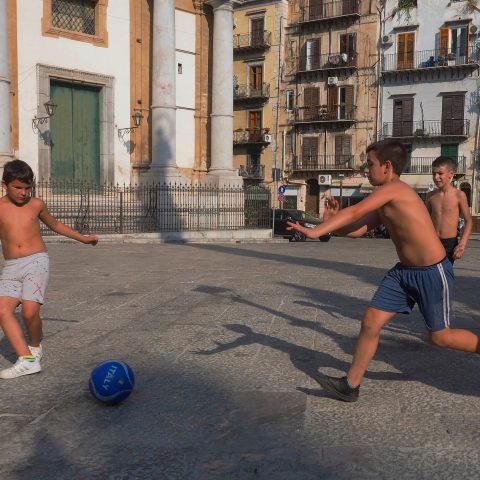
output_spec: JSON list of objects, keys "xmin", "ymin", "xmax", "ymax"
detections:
[{"xmin": 0, "ymin": 160, "xmax": 98, "ymax": 379}]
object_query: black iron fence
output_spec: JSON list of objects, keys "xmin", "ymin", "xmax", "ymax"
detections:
[
  {"xmin": 404, "ymin": 156, "xmax": 466, "ymax": 175},
  {"xmin": 234, "ymin": 83, "xmax": 270, "ymax": 101},
  {"xmin": 297, "ymin": 51, "xmax": 357, "ymax": 72},
  {"xmin": 233, "ymin": 31, "xmax": 272, "ymax": 50},
  {"xmin": 380, "ymin": 120, "xmax": 470, "ymax": 138},
  {"xmin": 299, "ymin": 0, "xmax": 359, "ymax": 23},
  {"xmin": 4, "ymin": 181, "xmax": 271, "ymax": 235},
  {"xmin": 290, "ymin": 155, "xmax": 355, "ymax": 171},
  {"xmin": 295, "ymin": 105, "xmax": 355, "ymax": 122}
]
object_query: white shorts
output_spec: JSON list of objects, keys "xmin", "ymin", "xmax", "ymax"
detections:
[{"xmin": 0, "ymin": 253, "xmax": 50, "ymax": 304}]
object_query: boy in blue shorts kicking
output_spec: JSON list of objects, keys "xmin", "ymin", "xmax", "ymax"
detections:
[
  {"xmin": 0, "ymin": 160, "xmax": 98, "ymax": 379},
  {"xmin": 288, "ymin": 140, "xmax": 479, "ymax": 402}
]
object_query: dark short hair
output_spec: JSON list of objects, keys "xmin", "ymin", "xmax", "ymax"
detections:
[
  {"xmin": 2, "ymin": 159, "xmax": 34, "ymax": 185},
  {"xmin": 432, "ymin": 156, "xmax": 455, "ymax": 172},
  {"xmin": 366, "ymin": 140, "xmax": 407, "ymax": 175}
]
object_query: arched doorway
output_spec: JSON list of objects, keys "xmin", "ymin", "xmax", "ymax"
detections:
[{"xmin": 305, "ymin": 178, "xmax": 320, "ymax": 215}]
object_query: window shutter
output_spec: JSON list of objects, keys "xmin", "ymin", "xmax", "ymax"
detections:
[
  {"xmin": 311, "ymin": 39, "xmax": 320, "ymax": 69},
  {"xmin": 335, "ymin": 135, "xmax": 351, "ymax": 166},
  {"xmin": 439, "ymin": 28, "xmax": 449, "ymax": 57},
  {"xmin": 327, "ymin": 85, "xmax": 338, "ymax": 119},
  {"xmin": 344, "ymin": 85, "xmax": 354, "ymax": 119},
  {"xmin": 302, "ymin": 137, "xmax": 318, "ymax": 167},
  {"xmin": 304, "ymin": 87, "xmax": 319, "ymax": 120}
]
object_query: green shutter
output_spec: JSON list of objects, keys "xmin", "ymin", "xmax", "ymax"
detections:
[{"xmin": 441, "ymin": 143, "xmax": 459, "ymax": 166}]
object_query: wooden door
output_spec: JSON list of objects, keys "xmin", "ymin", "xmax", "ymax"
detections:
[
  {"xmin": 327, "ymin": 85, "xmax": 338, "ymax": 120},
  {"xmin": 251, "ymin": 18, "xmax": 264, "ymax": 46},
  {"xmin": 309, "ymin": 0, "xmax": 323, "ymax": 20},
  {"xmin": 392, "ymin": 97, "xmax": 413, "ymax": 137},
  {"xmin": 335, "ymin": 135, "xmax": 351, "ymax": 167},
  {"xmin": 397, "ymin": 32, "xmax": 415, "ymax": 69},
  {"xmin": 442, "ymin": 95, "xmax": 464, "ymax": 135},
  {"xmin": 249, "ymin": 65, "xmax": 263, "ymax": 96},
  {"xmin": 248, "ymin": 111, "xmax": 262, "ymax": 142},
  {"xmin": 304, "ymin": 87, "xmax": 319, "ymax": 120},
  {"xmin": 340, "ymin": 33, "xmax": 356, "ymax": 65},
  {"xmin": 50, "ymin": 81, "xmax": 100, "ymax": 183},
  {"xmin": 302, "ymin": 136, "xmax": 318, "ymax": 168}
]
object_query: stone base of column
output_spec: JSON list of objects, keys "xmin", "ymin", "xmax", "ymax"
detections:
[
  {"xmin": 138, "ymin": 165, "xmax": 187, "ymax": 185},
  {"xmin": 204, "ymin": 170, "xmax": 243, "ymax": 188}
]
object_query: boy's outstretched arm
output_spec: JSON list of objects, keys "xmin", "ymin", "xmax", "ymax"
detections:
[
  {"xmin": 39, "ymin": 201, "xmax": 98, "ymax": 245},
  {"xmin": 287, "ymin": 185, "xmax": 394, "ymax": 239},
  {"xmin": 454, "ymin": 191, "xmax": 472, "ymax": 259}
]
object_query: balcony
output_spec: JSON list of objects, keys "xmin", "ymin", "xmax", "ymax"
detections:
[
  {"xmin": 380, "ymin": 120, "xmax": 470, "ymax": 140},
  {"xmin": 294, "ymin": 105, "xmax": 355, "ymax": 125},
  {"xmin": 234, "ymin": 83, "xmax": 270, "ymax": 105},
  {"xmin": 297, "ymin": 0, "xmax": 360, "ymax": 25},
  {"xmin": 233, "ymin": 128, "xmax": 272, "ymax": 146},
  {"xmin": 233, "ymin": 31, "xmax": 271, "ymax": 53},
  {"xmin": 403, "ymin": 156, "xmax": 466, "ymax": 175},
  {"xmin": 239, "ymin": 164, "xmax": 265, "ymax": 180},
  {"xmin": 290, "ymin": 155, "xmax": 355, "ymax": 171},
  {"xmin": 381, "ymin": 46, "xmax": 480, "ymax": 76},
  {"xmin": 297, "ymin": 52, "xmax": 357, "ymax": 74}
]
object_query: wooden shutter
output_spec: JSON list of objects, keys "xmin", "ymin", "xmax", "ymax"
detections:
[
  {"xmin": 302, "ymin": 136, "xmax": 318, "ymax": 168},
  {"xmin": 248, "ymin": 111, "xmax": 262, "ymax": 141},
  {"xmin": 309, "ymin": 0, "xmax": 323, "ymax": 20},
  {"xmin": 344, "ymin": 85, "xmax": 354, "ymax": 120},
  {"xmin": 442, "ymin": 95, "xmax": 464, "ymax": 135},
  {"xmin": 439, "ymin": 28, "xmax": 449, "ymax": 58},
  {"xmin": 304, "ymin": 86, "xmax": 319, "ymax": 120},
  {"xmin": 249, "ymin": 66, "xmax": 262, "ymax": 93},
  {"xmin": 340, "ymin": 33, "xmax": 356, "ymax": 65},
  {"xmin": 397, "ymin": 32, "xmax": 415, "ymax": 69},
  {"xmin": 335, "ymin": 135, "xmax": 352, "ymax": 167},
  {"xmin": 327, "ymin": 85, "xmax": 338, "ymax": 119},
  {"xmin": 392, "ymin": 98, "xmax": 413, "ymax": 136},
  {"xmin": 342, "ymin": 0, "xmax": 355, "ymax": 15},
  {"xmin": 251, "ymin": 18, "xmax": 264, "ymax": 46},
  {"xmin": 311, "ymin": 39, "xmax": 320, "ymax": 70}
]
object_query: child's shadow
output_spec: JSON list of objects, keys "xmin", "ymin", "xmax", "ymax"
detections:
[{"xmin": 0, "ymin": 335, "xmax": 18, "ymax": 363}]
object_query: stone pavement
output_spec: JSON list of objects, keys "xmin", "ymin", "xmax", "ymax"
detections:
[{"xmin": 0, "ymin": 238, "xmax": 479, "ymax": 480}]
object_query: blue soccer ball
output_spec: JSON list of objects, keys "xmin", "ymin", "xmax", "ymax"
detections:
[{"xmin": 89, "ymin": 360, "xmax": 135, "ymax": 405}]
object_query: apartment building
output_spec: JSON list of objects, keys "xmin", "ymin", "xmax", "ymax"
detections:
[
  {"xmin": 378, "ymin": 0, "xmax": 480, "ymax": 213},
  {"xmin": 232, "ymin": 0, "xmax": 288, "ymax": 188},
  {"xmin": 280, "ymin": 0, "xmax": 379, "ymax": 215}
]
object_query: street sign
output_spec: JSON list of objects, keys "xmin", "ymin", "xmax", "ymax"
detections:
[
  {"xmin": 278, "ymin": 193, "xmax": 285, "ymax": 202},
  {"xmin": 278, "ymin": 185, "xmax": 286, "ymax": 194}
]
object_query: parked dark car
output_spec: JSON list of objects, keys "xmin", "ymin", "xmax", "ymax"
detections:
[{"xmin": 272, "ymin": 209, "xmax": 331, "ymax": 242}]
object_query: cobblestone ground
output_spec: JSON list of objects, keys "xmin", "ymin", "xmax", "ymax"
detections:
[{"xmin": 0, "ymin": 238, "xmax": 479, "ymax": 480}]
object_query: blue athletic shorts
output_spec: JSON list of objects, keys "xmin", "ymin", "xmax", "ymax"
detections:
[{"xmin": 370, "ymin": 257, "xmax": 453, "ymax": 332}]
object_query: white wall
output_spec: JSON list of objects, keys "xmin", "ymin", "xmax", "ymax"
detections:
[
  {"xmin": 175, "ymin": 9, "xmax": 196, "ymax": 169},
  {"xmin": 16, "ymin": 0, "xmax": 131, "ymax": 183}
]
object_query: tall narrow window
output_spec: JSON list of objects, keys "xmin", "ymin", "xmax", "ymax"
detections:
[
  {"xmin": 304, "ymin": 87, "xmax": 319, "ymax": 120},
  {"xmin": 392, "ymin": 97, "xmax": 414, "ymax": 137},
  {"xmin": 335, "ymin": 135, "xmax": 352, "ymax": 167},
  {"xmin": 340, "ymin": 33, "xmax": 356, "ymax": 66},
  {"xmin": 249, "ymin": 65, "xmax": 263, "ymax": 96},
  {"xmin": 302, "ymin": 137, "xmax": 319, "ymax": 168},
  {"xmin": 248, "ymin": 111, "xmax": 262, "ymax": 142},
  {"xmin": 286, "ymin": 90, "xmax": 295, "ymax": 111},
  {"xmin": 442, "ymin": 95, "xmax": 465, "ymax": 135},
  {"xmin": 304, "ymin": 39, "xmax": 320, "ymax": 71}
]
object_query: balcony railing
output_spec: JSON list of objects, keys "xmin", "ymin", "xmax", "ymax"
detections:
[
  {"xmin": 380, "ymin": 120, "xmax": 470, "ymax": 139},
  {"xmin": 297, "ymin": 52, "xmax": 357, "ymax": 72},
  {"xmin": 381, "ymin": 46, "xmax": 480, "ymax": 73},
  {"xmin": 290, "ymin": 155, "xmax": 355, "ymax": 171},
  {"xmin": 239, "ymin": 164, "xmax": 265, "ymax": 179},
  {"xmin": 299, "ymin": 0, "xmax": 360, "ymax": 24},
  {"xmin": 233, "ymin": 128, "xmax": 271, "ymax": 145},
  {"xmin": 294, "ymin": 105, "xmax": 355, "ymax": 123},
  {"xmin": 403, "ymin": 156, "xmax": 466, "ymax": 175},
  {"xmin": 234, "ymin": 83, "xmax": 270, "ymax": 102},
  {"xmin": 233, "ymin": 31, "xmax": 271, "ymax": 51}
]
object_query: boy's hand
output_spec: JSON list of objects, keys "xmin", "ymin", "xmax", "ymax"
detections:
[
  {"xmin": 82, "ymin": 234, "xmax": 99, "ymax": 246},
  {"xmin": 323, "ymin": 197, "xmax": 339, "ymax": 222},
  {"xmin": 453, "ymin": 243, "xmax": 465, "ymax": 260}
]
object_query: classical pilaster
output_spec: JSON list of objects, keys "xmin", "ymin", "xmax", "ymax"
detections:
[
  {"xmin": 205, "ymin": 0, "xmax": 241, "ymax": 185},
  {"xmin": 0, "ymin": 0, "xmax": 12, "ymax": 166},
  {"xmin": 147, "ymin": 0, "xmax": 182, "ymax": 182}
]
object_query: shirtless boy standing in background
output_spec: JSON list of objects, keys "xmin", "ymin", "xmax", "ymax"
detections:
[{"xmin": 426, "ymin": 156, "xmax": 472, "ymax": 263}]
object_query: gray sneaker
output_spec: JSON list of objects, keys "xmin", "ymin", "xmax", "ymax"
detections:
[
  {"xmin": 0, "ymin": 357, "xmax": 41, "ymax": 379},
  {"xmin": 29, "ymin": 344, "xmax": 43, "ymax": 362}
]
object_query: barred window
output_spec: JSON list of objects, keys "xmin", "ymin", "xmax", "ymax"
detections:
[{"xmin": 52, "ymin": 0, "xmax": 96, "ymax": 36}]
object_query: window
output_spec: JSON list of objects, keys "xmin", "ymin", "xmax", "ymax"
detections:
[
  {"xmin": 439, "ymin": 26, "xmax": 469, "ymax": 63},
  {"xmin": 249, "ymin": 65, "xmax": 263, "ymax": 95},
  {"xmin": 340, "ymin": 33, "xmax": 356, "ymax": 65},
  {"xmin": 442, "ymin": 95, "xmax": 465, "ymax": 135},
  {"xmin": 396, "ymin": 32, "xmax": 415, "ymax": 70},
  {"xmin": 392, "ymin": 97, "xmax": 414, "ymax": 136},
  {"xmin": 304, "ymin": 86, "xmax": 319, "ymax": 120},
  {"xmin": 303, "ymin": 39, "xmax": 320, "ymax": 71},
  {"xmin": 42, "ymin": 0, "xmax": 108, "ymax": 47},
  {"xmin": 250, "ymin": 17, "xmax": 265, "ymax": 46},
  {"xmin": 286, "ymin": 90, "xmax": 295, "ymax": 111}
]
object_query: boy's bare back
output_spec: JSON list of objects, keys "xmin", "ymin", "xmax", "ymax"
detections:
[{"xmin": 0, "ymin": 196, "xmax": 48, "ymax": 260}]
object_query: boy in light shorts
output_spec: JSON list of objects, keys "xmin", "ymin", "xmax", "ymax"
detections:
[{"xmin": 0, "ymin": 160, "xmax": 98, "ymax": 379}]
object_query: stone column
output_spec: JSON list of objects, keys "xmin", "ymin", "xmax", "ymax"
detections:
[
  {"xmin": 0, "ymin": 0, "xmax": 12, "ymax": 166},
  {"xmin": 205, "ymin": 0, "xmax": 241, "ymax": 185},
  {"xmin": 148, "ymin": 0, "xmax": 182, "ymax": 182}
]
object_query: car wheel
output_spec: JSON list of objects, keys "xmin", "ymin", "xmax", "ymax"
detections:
[{"xmin": 319, "ymin": 235, "xmax": 331, "ymax": 242}]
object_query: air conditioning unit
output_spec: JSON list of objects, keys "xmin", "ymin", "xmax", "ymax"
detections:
[
  {"xmin": 327, "ymin": 76, "xmax": 338, "ymax": 86},
  {"xmin": 318, "ymin": 174, "xmax": 332, "ymax": 186},
  {"xmin": 263, "ymin": 134, "xmax": 272, "ymax": 142},
  {"xmin": 471, "ymin": 25, "xmax": 478, "ymax": 35},
  {"xmin": 381, "ymin": 34, "xmax": 394, "ymax": 45}
]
